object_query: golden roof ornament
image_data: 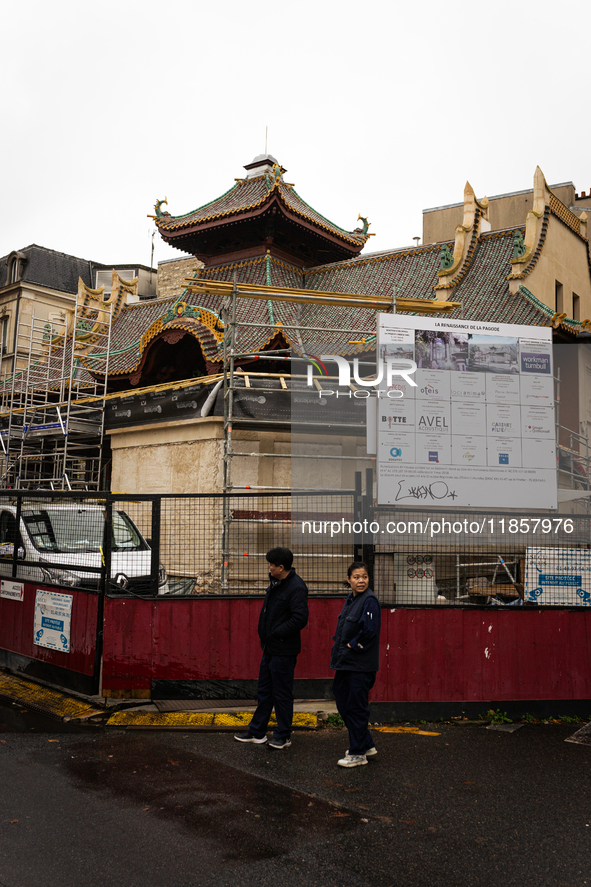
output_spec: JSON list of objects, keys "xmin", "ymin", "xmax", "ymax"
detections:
[
  {"xmin": 354, "ymin": 214, "xmax": 374, "ymax": 237},
  {"xmin": 147, "ymin": 197, "xmax": 169, "ymax": 220}
]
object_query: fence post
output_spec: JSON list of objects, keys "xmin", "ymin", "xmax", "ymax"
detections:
[
  {"xmin": 150, "ymin": 496, "xmax": 161, "ymax": 596},
  {"xmin": 102, "ymin": 494, "xmax": 112, "ymax": 594},
  {"xmin": 12, "ymin": 491, "xmax": 22, "ymax": 580},
  {"xmin": 92, "ymin": 492, "xmax": 108, "ymax": 697},
  {"xmin": 354, "ymin": 471, "xmax": 363, "ymax": 563},
  {"xmin": 363, "ymin": 467, "xmax": 375, "ymax": 588}
]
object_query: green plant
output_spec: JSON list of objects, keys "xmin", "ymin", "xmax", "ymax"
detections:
[
  {"xmin": 557, "ymin": 715, "xmax": 580, "ymax": 724},
  {"xmin": 521, "ymin": 713, "xmax": 536, "ymax": 724},
  {"xmin": 484, "ymin": 709, "xmax": 513, "ymax": 724},
  {"xmin": 326, "ymin": 713, "xmax": 344, "ymax": 728}
]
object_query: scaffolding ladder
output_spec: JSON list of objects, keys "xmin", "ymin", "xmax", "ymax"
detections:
[{"xmin": 0, "ymin": 296, "xmax": 112, "ymax": 490}]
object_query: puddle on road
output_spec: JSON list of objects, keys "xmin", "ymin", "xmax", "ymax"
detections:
[
  {"xmin": 0, "ymin": 698, "xmax": 97, "ymax": 734},
  {"xmin": 1, "ymin": 700, "xmax": 366, "ymax": 869},
  {"xmin": 60, "ymin": 734, "xmax": 362, "ymax": 865}
]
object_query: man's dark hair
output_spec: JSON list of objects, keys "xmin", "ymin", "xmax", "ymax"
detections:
[{"xmin": 266, "ymin": 547, "xmax": 293, "ymax": 571}]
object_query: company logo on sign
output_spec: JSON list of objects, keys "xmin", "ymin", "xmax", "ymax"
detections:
[
  {"xmin": 463, "ymin": 451, "xmax": 475, "ymax": 461},
  {"xmin": 491, "ymin": 422, "xmax": 512, "ymax": 433},
  {"xmin": 428, "ymin": 451, "xmax": 439, "ymax": 462},
  {"xmin": 499, "ymin": 453, "xmax": 509, "ymax": 464},
  {"xmin": 526, "ymin": 424, "xmax": 549, "ymax": 434},
  {"xmin": 390, "ymin": 447, "xmax": 402, "ymax": 458},
  {"xmin": 521, "ymin": 353, "xmax": 551, "ymax": 374},
  {"xmin": 418, "ymin": 415, "xmax": 448, "ymax": 429},
  {"xmin": 306, "ymin": 355, "xmax": 417, "ymax": 393},
  {"xmin": 420, "ymin": 385, "xmax": 438, "ymax": 395}
]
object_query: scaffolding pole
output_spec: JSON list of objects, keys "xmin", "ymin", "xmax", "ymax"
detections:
[{"xmin": 0, "ymin": 295, "xmax": 113, "ymax": 491}]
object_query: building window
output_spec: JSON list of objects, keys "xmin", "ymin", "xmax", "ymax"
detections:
[
  {"xmin": 6, "ymin": 251, "xmax": 26, "ymax": 286},
  {"xmin": 9, "ymin": 258, "xmax": 20, "ymax": 284},
  {"xmin": 0, "ymin": 315, "xmax": 8, "ymax": 355},
  {"xmin": 573, "ymin": 293, "xmax": 580, "ymax": 321},
  {"xmin": 95, "ymin": 269, "xmax": 137, "ymax": 295},
  {"xmin": 555, "ymin": 280, "xmax": 564, "ymax": 313}
]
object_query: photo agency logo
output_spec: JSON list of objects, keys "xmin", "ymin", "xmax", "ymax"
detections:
[{"xmin": 305, "ymin": 355, "xmax": 417, "ymax": 399}]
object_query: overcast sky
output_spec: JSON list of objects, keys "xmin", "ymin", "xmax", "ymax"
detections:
[{"xmin": 3, "ymin": 0, "xmax": 589, "ymax": 269}]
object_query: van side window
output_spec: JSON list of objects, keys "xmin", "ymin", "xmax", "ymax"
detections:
[{"xmin": 0, "ymin": 511, "xmax": 22, "ymax": 549}]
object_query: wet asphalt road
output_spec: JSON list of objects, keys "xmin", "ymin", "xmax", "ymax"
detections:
[{"xmin": 0, "ymin": 716, "xmax": 590, "ymax": 887}]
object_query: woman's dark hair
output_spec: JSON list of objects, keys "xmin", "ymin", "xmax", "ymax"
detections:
[
  {"xmin": 347, "ymin": 561, "xmax": 369, "ymax": 578},
  {"xmin": 266, "ymin": 547, "xmax": 293, "ymax": 570}
]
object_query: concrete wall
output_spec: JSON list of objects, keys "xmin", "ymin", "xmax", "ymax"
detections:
[
  {"xmin": 107, "ymin": 418, "xmax": 368, "ymax": 593},
  {"xmin": 524, "ymin": 215, "xmax": 591, "ymax": 319},
  {"xmin": 423, "ymin": 184, "xmax": 577, "ymax": 244},
  {"xmin": 1, "ymin": 285, "xmax": 74, "ymax": 377},
  {"xmin": 108, "ymin": 417, "xmax": 225, "ymax": 495}
]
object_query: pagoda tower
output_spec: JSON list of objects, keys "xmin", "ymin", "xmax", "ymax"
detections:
[{"xmin": 154, "ymin": 155, "xmax": 371, "ymax": 269}]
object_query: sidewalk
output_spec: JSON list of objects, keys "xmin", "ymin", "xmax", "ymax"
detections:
[{"xmin": 0, "ymin": 669, "xmax": 335, "ymax": 730}]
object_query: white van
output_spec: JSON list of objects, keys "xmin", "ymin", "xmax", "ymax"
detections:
[{"xmin": 0, "ymin": 503, "xmax": 169, "ymax": 595}]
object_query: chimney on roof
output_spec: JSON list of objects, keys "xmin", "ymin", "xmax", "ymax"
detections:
[{"xmin": 243, "ymin": 154, "xmax": 285, "ymax": 179}]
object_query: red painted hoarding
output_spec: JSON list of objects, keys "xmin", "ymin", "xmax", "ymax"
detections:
[
  {"xmin": 0, "ymin": 582, "xmax": 98, "ymax": 676},
  {"xmin": 102, "ymin": 598, "xmax": 591, "ymax": 702}
]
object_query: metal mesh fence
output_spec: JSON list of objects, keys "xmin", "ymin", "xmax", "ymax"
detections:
[
  {"xmin": 1, "ymin": 490, "xmax": 590, "ymax": 606},
  {"xmin": 0, "ymin": 492, "xmax": 108, "ymax": 592}
]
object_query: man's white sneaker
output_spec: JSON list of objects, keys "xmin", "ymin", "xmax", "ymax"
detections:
[
  {"xmin": 337, "ymin": 753, "xmax": 368, "ymax": 768},
  {"xmin": 234, "ymin": 731, "xmax": 267, "ymax": 744}
]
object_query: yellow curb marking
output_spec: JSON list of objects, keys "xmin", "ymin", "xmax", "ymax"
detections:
[
  {"xmin": 0, "ymin": 673, "xmax": 103, "ymax": 720},
  {"xmin": 107, "ymin": 710, "xmax": 317, "ymax": 728},
  {"xmin": 374, "ymin": 726, "xmax": 441, "ymax": 736}
]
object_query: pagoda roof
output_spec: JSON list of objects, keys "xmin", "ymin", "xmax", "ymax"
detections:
[
  {"xmin": 77, "ymin": 231, "xmax": 579, "ymax": 383},
  {"xmin": 154, "ymin": 157, "xmax": 371, "ymax": 266},
  {"xmin": 2, "ymin": 226, "xmax": 582, "ymax": 402}
]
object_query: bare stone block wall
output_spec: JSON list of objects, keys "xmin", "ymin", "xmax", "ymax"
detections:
[{"xmin": 157, "ymin": 257, "xmax": 203, "ymax": 300}]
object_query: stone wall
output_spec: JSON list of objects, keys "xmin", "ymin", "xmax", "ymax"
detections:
[
  {"xmin": 157, "ymin": 257, "xmax": 203, "ymax": 300},
  {"xmin": 106, "ymin": 418, "xmax": 367, "ymax": 593}
]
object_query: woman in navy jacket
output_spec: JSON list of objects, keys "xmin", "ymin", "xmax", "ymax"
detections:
[{"xmin": 330, "ymin": 561, "xmax": 381, "ymax": 768}]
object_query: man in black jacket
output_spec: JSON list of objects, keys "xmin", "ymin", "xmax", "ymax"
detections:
[{"xmin": 234, "ymin": 547, "xmax": 309, "ymax": 749}]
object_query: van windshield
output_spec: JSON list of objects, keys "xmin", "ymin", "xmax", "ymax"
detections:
[{"xmin": 23, "ymin": 508, "xmax": 146, "ymax": 553}]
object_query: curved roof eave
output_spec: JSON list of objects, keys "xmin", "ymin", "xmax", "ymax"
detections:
[{"xmin": 155, "ymin": 176, "xmax": 368, "ymax": 249}]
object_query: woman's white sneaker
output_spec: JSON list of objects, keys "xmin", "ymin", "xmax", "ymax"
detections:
[
  {"xmin": 346, "ymin": 746, "xmax": 377, "ymax": 757},
  {"xmin": 337, "ymin": 753, "xmax": 368, "ymax": 768}
]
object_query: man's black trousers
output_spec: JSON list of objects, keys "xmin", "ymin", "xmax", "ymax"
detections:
[{"xmin": 248, "ymin": 652, "xmax": 297, "ymax": 740}]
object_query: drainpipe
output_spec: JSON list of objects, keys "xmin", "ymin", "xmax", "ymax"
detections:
[{"xmin": 201, "ymin": 378, "xmax": 223, "ymax": 417}]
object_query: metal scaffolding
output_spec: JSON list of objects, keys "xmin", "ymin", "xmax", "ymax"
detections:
[
  {"xmin": 182, "ymin": 275, "xmax": 462, "ymax": 591},
  {"xmin": 0, "ymin": 296, "xmax": 113, "ymax": 490},
  {"xmin": 215, "ymin": 277, "xmax": 379, "ymax": 496}
]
